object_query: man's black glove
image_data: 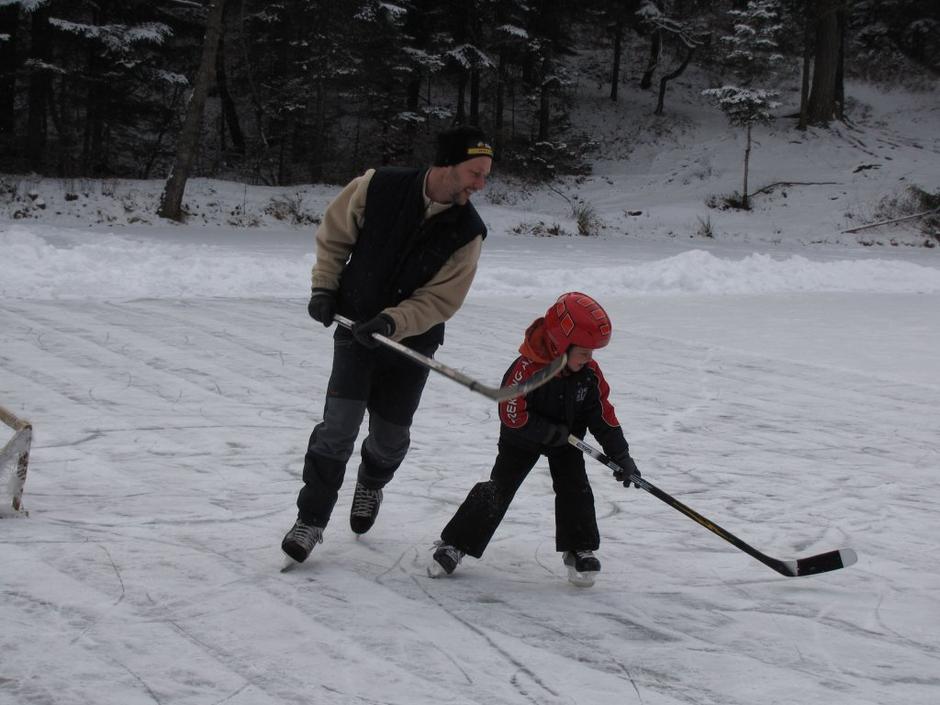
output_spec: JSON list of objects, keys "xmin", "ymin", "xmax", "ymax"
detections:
[
  {"xmin": 542, "ymin": 423, "xmax": 570, "ymax": 447},
  {"xmin": 351, "ymin": 313, "xmax": 395, "ymax": 348},
  {"xmin": 307, "ymin": 288, "xmax": 337, "ymax": 326},
  {"xmin": 612, "ymin": 452, "xmax": 641, "ymax": 488}
]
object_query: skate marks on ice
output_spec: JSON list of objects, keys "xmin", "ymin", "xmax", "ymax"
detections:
[
  {"xmin": 415, "ymin": 302, "xmax": 940, "ymax": 703},
  {"xmin": 2, "ymin": 297, "xmax": 939, "ymax": 704}
]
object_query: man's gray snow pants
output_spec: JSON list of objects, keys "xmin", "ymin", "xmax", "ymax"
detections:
[{"xmin": 296, "ymin": 329, "xmax": 435, "ymax": 527}]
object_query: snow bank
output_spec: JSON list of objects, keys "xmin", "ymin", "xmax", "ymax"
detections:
[
  {"xmin": 473, "ymin": 250, "xmax": 940, "ymax": 296},
  {"xmin": 0, "ymin": 225, "xmax": 311, "ymax": 299},
  {"xmin": 3, "ymin": 223, "xmax": 940, "ymax": 300}
]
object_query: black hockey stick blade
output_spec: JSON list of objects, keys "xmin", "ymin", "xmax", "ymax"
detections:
[
  {"xmin": 784, "ymin": 548, "xmax": 858, "ymax": 577},
  {"xmin": 569, "ymin": 435, "xmax": 858, "ymax": 578},
  {"xmin": 333, "ymin": 314, "xmax": 566, "ymax": 402}
]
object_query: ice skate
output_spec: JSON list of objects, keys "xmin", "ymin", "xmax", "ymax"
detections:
[
  {"xmin": 350, "ymin": 482, "xmax": 383, "ymax": 534},
  {"xmin": 427, "ymin": 542, "xmax": 464, "ymax": 578},
  {"xmin": 281, "ymin": 519, "xmax": 323, "ymax": 569},
  {"xmin": 563, "ymin": 550, "xmax": 600, "ymax": 587}
]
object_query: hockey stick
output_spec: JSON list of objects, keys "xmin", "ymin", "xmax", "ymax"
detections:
[
  {"xmin": 333, "ymin": 314, "xmax": 567, "ymax": 402},
  {"xmin": 569, "ymin": 436, "xmax": 858, "ymax": 577}
]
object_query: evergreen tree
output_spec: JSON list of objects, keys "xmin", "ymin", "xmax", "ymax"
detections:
[
  {"xmin": 851, "ymin": 0, "xmax": 939, "ymax": 76},
  {"xmin": 0, "ymin": 1, "xmax": 21, "ymax": 141},
  {"xmin": 488, "ymin": 1, "xmax": 529, "ymax": 147},
  {"xmin": 348, "ymin": 1, "xmax": 420, "ymax": 166},
  {"xmin": 703, "ymin": 0, "xmax": 783, "ymax": 209},
  {"xmin": 240, "ymin": 0, "xmax": 360, "ymax": 183},
  {"xmin": 1, "ymin": 0, "xmax": 179, "ymax": 175},
  {"xmin": 46, "ymin": 0, "xmax": 174, "ymax": 175},
  {"xmin": 524, "ymin": 0, "xmax": 574, "ymax": 142}
]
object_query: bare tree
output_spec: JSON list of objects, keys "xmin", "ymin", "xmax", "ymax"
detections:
[
  {"xmin": 158, "ymin": 0, "xmax": 226, "ymax": 222},
  {"xmin": 642, "ymin": 14, "xmax": 706, "ymax": 116}
]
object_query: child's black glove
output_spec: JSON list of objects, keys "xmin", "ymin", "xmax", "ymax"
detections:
[
  {"xmin": 352, "ymin": 313, "xmax": 395, "ymax": 348},
  {"xmin": 612, "ymin": 453, "xmax": 641, "ymax": 488},
  {"xmin": 542, "ymin": 423, "xmax": 570, "ymax": 447},
  {"xmin": 307, "ymin": 288, "xmax": 336, "ymax": 326}
]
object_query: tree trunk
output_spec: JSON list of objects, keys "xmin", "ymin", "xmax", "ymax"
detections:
[
  {"xmin": 45, "ymin": 86, "xmax": 76, "ymax": 176},
  {"xmin": 835, "ymin": 3, "xmax": 846, "ymax": 120},
  {"xmin": 81, "ymin": 81, "xmax": 105, "ymax": 174},
  {"xmin": 510, "ymin": 77, "xmax": 517, "ymax": 140},
  {"xmin": 538, "ymin": 57, "xmax": 552, "ymax": 142},
  {"xmin": 798, "ymin": 7, "xmax": 813, "ymax": 130},
  {"xmin": 216, "ymin": 35, "xmax": 245, "ymax": 153},
  {"xmin": 742, "ymin": 123, "xmax": 751, "ymax": 210},
  {"xmin": 310, "ymin": 72, "xmax": 327, "ymax": 181},
  {"xmin": 158, "ymin": 0, "xmax": 227, "ymax": 222},
  {"xmin": 640, "ymin": 31, "xmax": 661, "ymax": 90},
  {"xmin": 142, "ymin": 86, "xmax": 184, "ymax": 180},
  {"xmin": 82, "ymin": 4, "xmax": 111, "ymax": 174},
  {"xmin": 655, "ymin": 45, "xmax": 694, "ymax": 116},
  {"xmin": 82, "ymin": 38, "xmax": 106, "ymax": 175},
  {"xmin": 0, "ymin": 4, "xmax": 18, "ymax": 138},
  {"xmin": 493, "ymin": 53, "xmax": 505, "ymax": 147},
  {"xmin": 806, "ymin": 0, "xmax": 839, "ymax": 125},
  {"xmin": 401, "ymin": 75, "xmax": 420, "ymax": 161},
  {"xmin": 26, "ymin": 5, "xmax": 52, "ymax": 170},
  {"xmin": 237, "ymin": 0, "xmax": 268, "ymax": 159},
  {"xmin": 469, "ymin": 68, "xmax": 480, "ymax": 125},
  {"xmin": 277, "ymin": 124, "xmax": 288, "ymax": 185},
  {"xmin": 454, "ymin": 72, "xmax": 467, "ymax": 125},
  {"xmin": 610, "ymin": 15, "xmax": 624, "ymax": 101}
]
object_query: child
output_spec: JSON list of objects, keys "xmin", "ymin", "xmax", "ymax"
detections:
[{"xmin": 428, "ymin": 292, "xmax": 640, "ymax": 587}]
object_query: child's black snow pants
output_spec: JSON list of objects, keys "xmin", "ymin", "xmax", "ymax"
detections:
[{"xmin": 440, "ymin": 440, "xmax": 600, "ymax": 557}]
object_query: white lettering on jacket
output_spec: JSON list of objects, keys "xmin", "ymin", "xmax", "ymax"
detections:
[{"xmin": 500, "ymin": 358, "xmax": 533, "ymax": 428}]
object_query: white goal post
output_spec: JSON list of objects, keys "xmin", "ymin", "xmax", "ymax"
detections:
[{"xmin": 0, "ymin": 405, "xmax": 32, "ymax": 518}]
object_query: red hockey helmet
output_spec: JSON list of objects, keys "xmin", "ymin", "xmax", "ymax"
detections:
[{"xmin": 543, "ymin": 292, "xmax": 612, "ymax": 356}]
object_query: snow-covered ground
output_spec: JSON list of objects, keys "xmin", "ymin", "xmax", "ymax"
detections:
[{"xmin": 2, "ymin": 78, "xmax": 940, "ymax": 705}]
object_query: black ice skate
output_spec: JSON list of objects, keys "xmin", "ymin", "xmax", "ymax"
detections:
[
  {"xmin": 563, "ymin": 550, "xmax": 601, "ymax": 587},
  {"xmin": 350, "ymin": 482, "xmax": 383, "ymax": 534},
  {"xmin": 281, "ymin": 519, "xmax": 323, "ymax": 569},
  {"xmin": 427, "ymin": 542, "xmax": 465, "ymax": 578}
]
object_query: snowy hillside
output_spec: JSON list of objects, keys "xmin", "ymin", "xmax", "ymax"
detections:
[{"xmin": 2, "ymin": 78, "xmax": 939, "ymax": 250}]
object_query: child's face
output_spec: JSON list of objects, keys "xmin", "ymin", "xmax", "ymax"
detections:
[{"xmin": 566, "ymin": 346, "xmax": 594, "ymax": 372}]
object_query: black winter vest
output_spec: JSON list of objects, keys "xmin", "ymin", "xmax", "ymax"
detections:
[{"xmin": 336, "ymin": 167, "xmax": 486, "ymax": 347}]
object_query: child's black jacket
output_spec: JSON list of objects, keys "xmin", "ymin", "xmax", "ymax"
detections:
[{"xmin": 497, "ymin": 356, "xmax": 629, "ymax": 458}]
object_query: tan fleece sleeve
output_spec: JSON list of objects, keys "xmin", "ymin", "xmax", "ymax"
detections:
[
  {"xmin": 310, "ymin": 169, "xmax": 374, "ymax": 291},
  {"xmin": 383, "ymin": 234, "xmax": 484, "ymax": 341}
]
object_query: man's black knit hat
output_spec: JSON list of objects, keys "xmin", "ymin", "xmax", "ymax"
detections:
[{"xmin": 433, "ymin": 125, "xmax": 494, "ymax": 166}]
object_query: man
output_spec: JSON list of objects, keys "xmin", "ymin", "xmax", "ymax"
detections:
[{"xmin": 281, "ymin": 125, "xmax": 494, "ymax": 564}]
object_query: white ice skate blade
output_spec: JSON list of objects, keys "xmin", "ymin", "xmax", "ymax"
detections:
[
  {"xmin": 427, "ymin": 560, "xmax": 450, "ymax": 579},
  {"xmin": 280, "ymin": 555, "xmax": 302, "ymax": 573},
  {"xmin": 566, "ymin": 566, "xmax": 597, "ymax": 588}
]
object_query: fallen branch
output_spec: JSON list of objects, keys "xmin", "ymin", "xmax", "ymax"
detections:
[
  {"xmin": 546, "ymin": 183, "xmax": 573, "ymax": 211},
  {"xmin": 749, "ymin": 181, "xmax": 839, "ymax": 197},
  {"xmin": 841, "ymin": 208, "xmax": 940, "ymax": 234}
]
